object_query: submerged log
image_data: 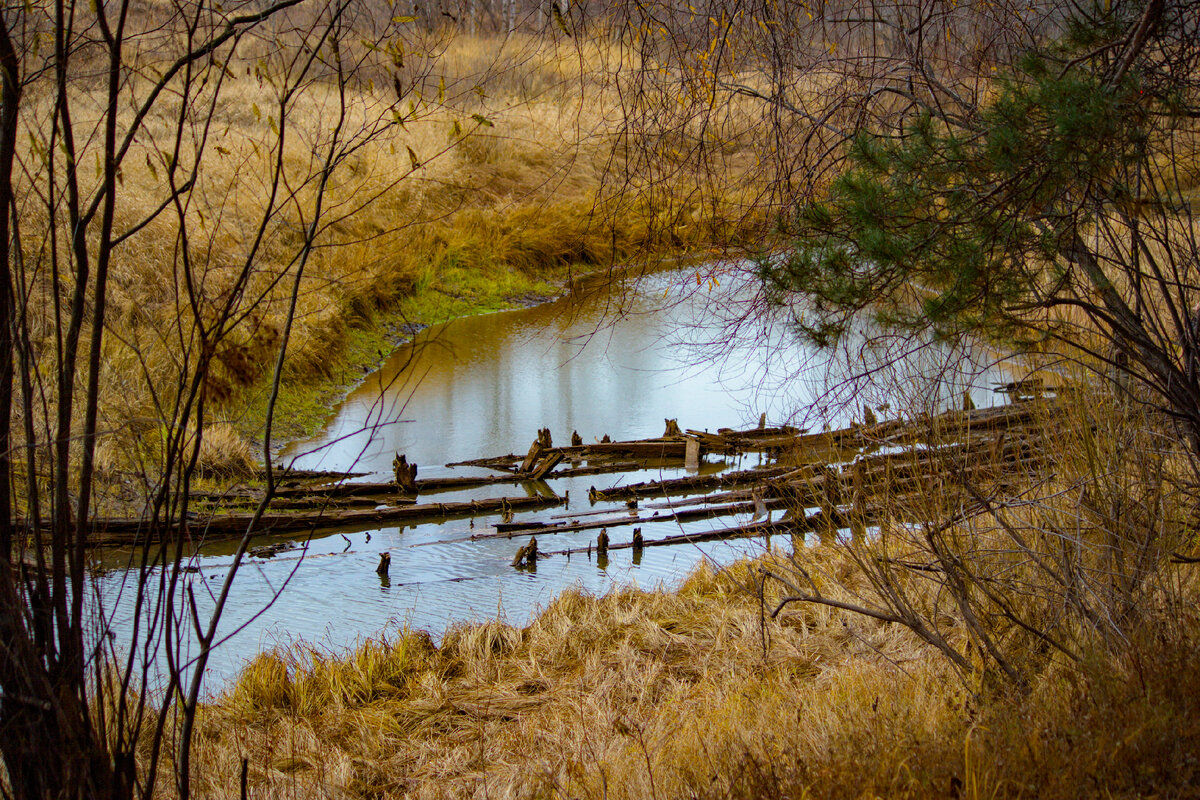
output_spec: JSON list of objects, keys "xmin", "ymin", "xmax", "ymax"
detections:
[
  {"xmin": 544, "ymin": 507, "xmax": 878, "ymax": 558},
  {"xmin": 194, "ymin": 459, "xmax": 650, "ymax": 507}
]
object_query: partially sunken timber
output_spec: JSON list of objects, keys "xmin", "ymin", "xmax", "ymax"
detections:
[{"xmin": 79, "ymin": 399, "xmax": 1056, "ymax": 555}]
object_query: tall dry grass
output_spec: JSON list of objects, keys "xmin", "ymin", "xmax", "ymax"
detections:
[
  {"xmin": 159, "ymin": 384, "xmax": 1200, "ymax": 799},
  {"xmin": 16, "ymin": 27, "xmax": 765, "ymax": 484}
]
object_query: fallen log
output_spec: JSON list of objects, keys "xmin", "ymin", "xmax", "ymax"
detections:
[
  {"xmin": 539, "ymin": 514, "xmax": 814, "ymax": 557},
  {"xmin": 586, "ymin": 466, "xmax": 794, "ymax": 503},
  {"xmin": 478, "ymin": 497, "xmax": 789, "ymax": 541},
  {"xmin": 529, "ymin": 452, "xmax": 564, "ymax": 481},
  {"xmin": 191, "ymin": 460, "xmax": 647, "ymax": 505},
  {"xmin": 89, "ymin": 493, "xmax": 565, "ymax": 545}
]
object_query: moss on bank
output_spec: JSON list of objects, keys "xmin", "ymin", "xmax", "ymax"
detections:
[
  {"xmin": 239, "ymin": 252, "xmax": 567, "ymax": 447},
  {"xmin": 226, "ymin": 190, "xmax": 760, "ymax": 450}
]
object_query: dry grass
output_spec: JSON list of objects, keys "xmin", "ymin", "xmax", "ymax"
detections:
[
  {"xmin": 194, "ymin": 423, "xmax": 257, "ymax": 479},
  {"xmin": 167, "ymin": 551, "xmax": 1200, "ymax": 799},
  {"xmin": 138, "ymin": 379, "xmax": 1200, "ymax": 800},
  {"xmin": 15, "ymin": 28, "xmax": 765, "ymax": 477}
]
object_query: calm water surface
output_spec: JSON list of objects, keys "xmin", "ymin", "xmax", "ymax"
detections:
[{"xmin": 98, "ymin": 268, "xmax": 1010, "ymax": 688}]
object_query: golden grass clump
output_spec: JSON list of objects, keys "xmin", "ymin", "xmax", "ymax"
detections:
[
  {"xmin": 177, "ymin": 553, "xmax": 1200, "ymax": 800},
  {"xmin": 194, "ymin": 423, "xmax": 258, "ymax": 479}
]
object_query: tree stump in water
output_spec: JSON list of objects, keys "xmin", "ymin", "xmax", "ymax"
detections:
[
  {"xmin": 376, "ymin": 552, "xmax": 391, "ymax": 577},
  {"xmin": 663, "ymin": 418, "xmax": 682, "ymax": 437},
  {"xmin": 571, "ymin": 430, "xmax": 583, "ymax": 447},
  {"xmin": 393, "ymin": 454, "xmax": 418, "ymax": 493},
  {"xmin": 537, "ymin": 428, "xmax": 553, "ymax": 448},
  {"xmin": 632, "ymin": 527, "xmax": 644, "ymax": 554},
  {"xmin": 511, "ymin": 536, "xmax": 539, "ymax": 567},
  {"xmin": 596, "ymin": 528, "xmax": 609, "ymax": 556}
]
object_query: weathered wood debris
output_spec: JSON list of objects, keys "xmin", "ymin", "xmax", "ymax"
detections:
[
  {"xmin": 89, "ymin": 493, "xmax": 565, "ymax": 546},
  {"xmin": 78, "ymin": 397, "xmax": 1059, "ymax": 559}
]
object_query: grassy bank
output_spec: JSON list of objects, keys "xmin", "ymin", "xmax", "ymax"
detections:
[
  {"xmin": 235, "ymin": 204, "xmax": 609, "ymax": 447},
  {"xmin": 174, "ymin": 554, "xmax": 1199, "ymax": 799}
]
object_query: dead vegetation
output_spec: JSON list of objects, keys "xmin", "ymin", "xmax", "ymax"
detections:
[
  {"xmin": 24, "ymin": 28, "xmax": 764, "ymax": 483},
  {"xmin": 159, "ymin": 382, "xmax": 1200, "ymax": 799}
]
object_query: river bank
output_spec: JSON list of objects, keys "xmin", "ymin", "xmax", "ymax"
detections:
[
  {"xmin": 181, "ymin": 548, "xmax": 1200, "ymax": 799},
  {"xmin": 148, "ymin": 365, "xmax": 1200, "ymax": 799}
]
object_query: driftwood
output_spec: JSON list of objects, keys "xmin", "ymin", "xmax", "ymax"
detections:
[
  {"xmin": 189, "ymin": 460, "xmax": 646, "ymax": 507},
  {"xmin": 542, "ymin": 506, "xmax": 879, "ymax": 559},
  {"xmin": 587, "ymin": 466, "xmax": 794, "ymax": 503},
  {"xmin": 529, "ymin": 452, "xmax": 564, "ymax": 481}
]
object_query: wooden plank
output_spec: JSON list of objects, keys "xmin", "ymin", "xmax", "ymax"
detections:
[{"xmin": 519, "ymin": 440, "xmax": 544, "ymax": 473}]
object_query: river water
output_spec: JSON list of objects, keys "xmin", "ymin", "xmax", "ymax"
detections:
[{"xmin": 98, "ymin": 267, "xmax": 1010, "ymax": 688}]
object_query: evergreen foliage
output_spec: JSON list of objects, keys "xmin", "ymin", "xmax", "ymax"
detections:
[
  {"xmin": 760, "ymin": 0, "xmax": 1200, "ymax": 446},
  {"xmin": 766, "ymin": 57, "xmax": 1151, "ymax": 345}
]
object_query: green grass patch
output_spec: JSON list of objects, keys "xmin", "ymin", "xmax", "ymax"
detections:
[{"xmin": 237, "ymin": 261, "xmax": 570, "ymax": 450}]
